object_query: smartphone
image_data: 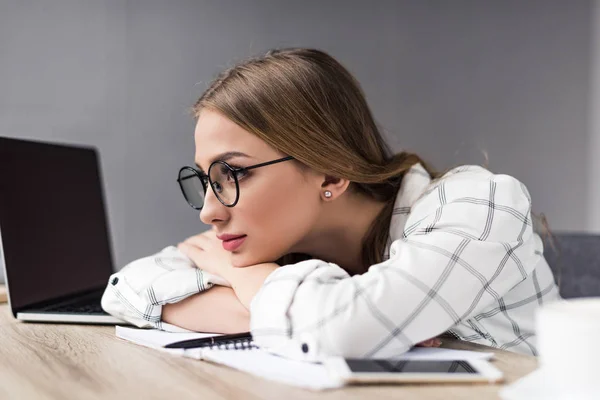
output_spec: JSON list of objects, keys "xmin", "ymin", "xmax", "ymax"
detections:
[{"xmin": 324, "ymin": 358, "xmax": 504, "ymax": 384}]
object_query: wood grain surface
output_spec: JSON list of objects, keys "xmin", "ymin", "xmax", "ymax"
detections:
[
  {"xmin": 0, "ymin": 305, "xmax": 537, "ymax": 400},
  {"xmin": 0, "ymin": 284, "xmax": 6, "ymax": 303}
]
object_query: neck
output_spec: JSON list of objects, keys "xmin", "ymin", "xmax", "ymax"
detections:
[{"xmin": 293, "ymin": 192, "xmax": 388, "ymax": 275}]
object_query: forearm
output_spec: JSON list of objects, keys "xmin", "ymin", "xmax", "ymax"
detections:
[
  {"xmin": 224, "ymin": 263, "xmax": 279, "ymax": 309},
  {"xmin": 162, "ymin": 286, "xmax": 250, "ymax": 334}
]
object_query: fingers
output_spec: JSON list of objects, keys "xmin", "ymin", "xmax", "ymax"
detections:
[
  {"xmin": 177, "ymin": 242, "xmax": 204, "ymax": 266},
  {"xmin": 200, "ymin": 229, "xmax": 217, "ymax": 239},
  {"xmin": 182, "ymin": 230, "xmax": 216, "ymax": 248},
  {"xmin": 183, "ymin": 237, "xmax": 204, "ymax": 249},
  {"xmin": 183, "ymin": 234, "xmax": 208, "ymax": 248}
]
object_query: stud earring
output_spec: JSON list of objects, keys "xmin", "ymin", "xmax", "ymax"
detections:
[{"xmin": 324, "ymin": 191, "xmax": 332, "ymax": 198}]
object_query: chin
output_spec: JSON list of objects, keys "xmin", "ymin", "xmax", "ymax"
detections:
[
  {"xmin": 231, "ymin": 253, "xmax": 259, "ymax": 268},
  {"xmin": 231, "ymin": 251, "xmax": 278, "ymax": 268}
]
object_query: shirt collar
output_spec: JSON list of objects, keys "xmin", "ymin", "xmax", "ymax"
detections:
[{"xmin": 385, "ymin": 163, "xmax": 432, "ymax": 255}]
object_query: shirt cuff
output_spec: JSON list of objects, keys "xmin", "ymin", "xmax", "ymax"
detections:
[
  {"xmin": 101, "ymin": 246, "xmax": 228, "ymax": 329},
  {"xmin": 249, "ymin": 260, "xmax": 344, "ymax": 362}
]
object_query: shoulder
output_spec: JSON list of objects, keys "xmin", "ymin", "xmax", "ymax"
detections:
[
  {"xmin": 416, "ymin": 165, "xmax": 530, "ymax": 209},
  {"xmin": 401, "ymin": 165, "xmax": 533, "ymax": 238}
]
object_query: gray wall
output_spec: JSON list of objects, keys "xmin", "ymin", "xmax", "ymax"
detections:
[
  {"xmin": 589, "ymin": 1, "xmax": 600, "ymax": 230},
  {"xmin": 0, "ymin": 0, "xmax": 594, "ymax": 278}
]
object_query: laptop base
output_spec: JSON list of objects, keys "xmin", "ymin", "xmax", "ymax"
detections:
[{"xmin": 16, "ymin": 312, "xmax": 127, "ymax": 324}]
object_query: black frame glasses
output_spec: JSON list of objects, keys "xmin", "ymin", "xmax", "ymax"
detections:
[{"xmin": 177, "ymin": 155, "xmax": 294, "ymax": 209}]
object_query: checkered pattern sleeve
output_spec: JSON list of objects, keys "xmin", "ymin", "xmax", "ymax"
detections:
[
  {"xmin": 101, "ymin": 245, "xmax": 229, "ymax": 332},
  {"xmin": 249, "ymin": 169, "xmax": 542, "ymax": 361}
]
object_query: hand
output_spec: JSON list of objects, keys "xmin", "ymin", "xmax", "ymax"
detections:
[
  {"xmin": 177, "ymin": 230, "xmax": 233, "ymax": 279},
  {"xmin": 415, "ymin": 337, "xmax": 442, "ymax": 347},
  {"xmin": 177, "ymin": 231, "xmax": 279, "ymax": 309}
]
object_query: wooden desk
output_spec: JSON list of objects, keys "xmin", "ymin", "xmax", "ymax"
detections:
[
  {"xmin": 0, "ymin": 305, "xmax": 536, "ymax": 400},
  {"xmin": 0, "ymin": 284, "xmax": 6, "ymax": 303}
]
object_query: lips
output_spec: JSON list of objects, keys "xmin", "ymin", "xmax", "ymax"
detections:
[
  {"xmin": 217, "ymin": 233, "xmax": 246, "ymax": 241},
  {"xmin": 220, "ymin": 235, "xmax": 247, "ymax": 252}
]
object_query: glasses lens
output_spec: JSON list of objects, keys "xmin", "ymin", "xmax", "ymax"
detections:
[
  {"xmin": 178, "ymin": 168, "xmax": 205, "ymax": 209},
  {"xmin": 209, "ymin": 161, "xmax": 238, "ymax": 206}
]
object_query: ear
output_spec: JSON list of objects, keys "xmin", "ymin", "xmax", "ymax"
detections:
[{"xmin": 320, "ymin": 175, "xmax": 351, "ymax": 201}]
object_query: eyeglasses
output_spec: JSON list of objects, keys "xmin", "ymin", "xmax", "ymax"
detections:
[{"xmin": 177, "ymin": 156, "xmax": 294, "ymax": 209}]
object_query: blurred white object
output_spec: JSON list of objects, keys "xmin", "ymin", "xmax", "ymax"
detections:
[{"xmin": 501, "ymin": 298, "xmax": 600, "ymax": 400}]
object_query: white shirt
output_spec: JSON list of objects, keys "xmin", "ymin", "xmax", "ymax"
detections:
[{"xmin": 101, "ymin": 164, "xmax": 560, "ymax": 360}]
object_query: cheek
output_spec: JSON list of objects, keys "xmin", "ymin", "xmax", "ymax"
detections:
[{"xmin": 232, "ymin": 176, "xmax": 318, "ymax": 264}]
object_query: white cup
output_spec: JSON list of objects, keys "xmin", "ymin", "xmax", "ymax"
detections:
[{"xmin": 537, "ymin": 298, "xmax": 600, "ymax": 399}]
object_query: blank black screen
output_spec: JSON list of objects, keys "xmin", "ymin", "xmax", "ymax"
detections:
[
  {"xmin": 0, "ymin": 137, "xmax": 114, "ymax": 311},
  {"xmin": 346, "ymin": 359, "xmax": 478, "ymax": 374}
]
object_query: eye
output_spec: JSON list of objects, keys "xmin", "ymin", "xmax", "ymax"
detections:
[
  {"xmin": 221, "ymin": 165, "xmax": 249, "ymax": 182},
  {"xmin": 212, "ymin": 181, "xmax": 223, "ymax": 193}
]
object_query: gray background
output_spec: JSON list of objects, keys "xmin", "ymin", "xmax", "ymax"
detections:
[{"xmin": 0, "ymin": 0, "xmax": 597, "ymax": 278}]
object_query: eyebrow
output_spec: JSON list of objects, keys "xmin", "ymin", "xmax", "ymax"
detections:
[{"xmin": 195, "ymin": 151, "xmax": 252, "ymax": 172}]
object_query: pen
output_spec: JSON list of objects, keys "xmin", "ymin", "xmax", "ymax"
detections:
[{"xmin": 164, "ymin": 331, "xmax": 253, "ymax": 349}]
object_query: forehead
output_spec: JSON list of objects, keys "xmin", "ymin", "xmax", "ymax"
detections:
[{"xmin": 194, "ymin": 109, "xmax": 273, "ymax": 168}]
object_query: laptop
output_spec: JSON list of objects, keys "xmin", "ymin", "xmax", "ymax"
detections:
[{"xmin": 0, "ymin": 136, "xmax": 126, "ymax": 324}]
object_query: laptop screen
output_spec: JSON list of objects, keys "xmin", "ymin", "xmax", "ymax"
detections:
[{"xmin": 0, "ymin": 137, "xmax": 114, "ymax": 311}]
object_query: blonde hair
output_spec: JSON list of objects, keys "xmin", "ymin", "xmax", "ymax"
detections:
[{"xmin": 193, "ymin": 48, "xmax": 439, "ymax": 272}]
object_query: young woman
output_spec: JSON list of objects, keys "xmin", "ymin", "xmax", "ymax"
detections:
[{"xmin": 102, "ymin": 48, "xmax": 560, "ymax": 361}]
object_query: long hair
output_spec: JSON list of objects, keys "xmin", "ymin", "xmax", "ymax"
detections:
[{"xmin": 193, "ymin": 48, "xmax": 439, "ymax": 272}]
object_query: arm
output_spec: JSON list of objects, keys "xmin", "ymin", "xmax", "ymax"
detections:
[
  {"xmin": 101, "ymin": 245, "xmax": 228, "ymax": 331},
  {"xmin": 247, "ymin": 171, "xmax": 541, "ymax": 361},
  {"xmin": 174, "ymin": 231, "xmax": 279, "ymax": 310},
  {"xmin": 162, "ymin": 286, "xmax": 250, "ymax": 334},
  {"xmin": 220, "ymin": 263, "xmax": 280, "ymax": 309}
]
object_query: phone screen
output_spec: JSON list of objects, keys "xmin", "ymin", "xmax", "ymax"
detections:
[{"xmin": 346, "ymin": 359, "xmax": 478, "ymax": 374}]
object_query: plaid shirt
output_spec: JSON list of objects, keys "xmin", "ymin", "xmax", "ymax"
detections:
[
  {"xmin": 101, "ymin": 246, "xmax": 230, "ymax": 333},
  {"xmin": 102, "ymin": 164, "xmax": 560, "ymax": 361},
  {"xmin": 249, "ymin": 164, "xmax": 560, "ymax": 361}
]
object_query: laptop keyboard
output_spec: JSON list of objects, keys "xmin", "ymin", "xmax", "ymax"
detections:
[{"xmin": 38, "ymin": 297, "xmax": 107, "ymax": 315}]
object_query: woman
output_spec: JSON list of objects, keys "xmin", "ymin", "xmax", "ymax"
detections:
[{"xmin": 102, "ymin": 48, "xmax": 560, "ymax": 361}]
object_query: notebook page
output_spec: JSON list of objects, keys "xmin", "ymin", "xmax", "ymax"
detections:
[
  {"xmin": 194, "ymin": 347, "xmax": 494, "ymax": 390},
  {"xmin": 114, "ymin": 326, "xmax": 343, "ymax": 390},
  {"xmin": 115, "ymin": 327, "xmax": 496, "ymax": 390},
  {"xmin": 200, "ymin": 349, "xmax": 344, "ymax": 390}
]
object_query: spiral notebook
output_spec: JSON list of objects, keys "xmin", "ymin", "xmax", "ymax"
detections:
[
  {"xmin": 115, "ymin": 326, "xmax": 495, "ymax": 390},
  {"xmin": 164, "ymin": 331, "xmax": 256, "ymax": 350},
  {"xmin": 115, "ymin": 326, "xmax": 256, "ymax": 355},
  {"xmin": 115, "ymin": 326, "xmax": 344, "ymax": 390}
]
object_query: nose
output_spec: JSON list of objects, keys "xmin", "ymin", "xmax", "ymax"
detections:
[{"xmin": 199, "ymin": 186, "xmax": 229, "ymax": 225}]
